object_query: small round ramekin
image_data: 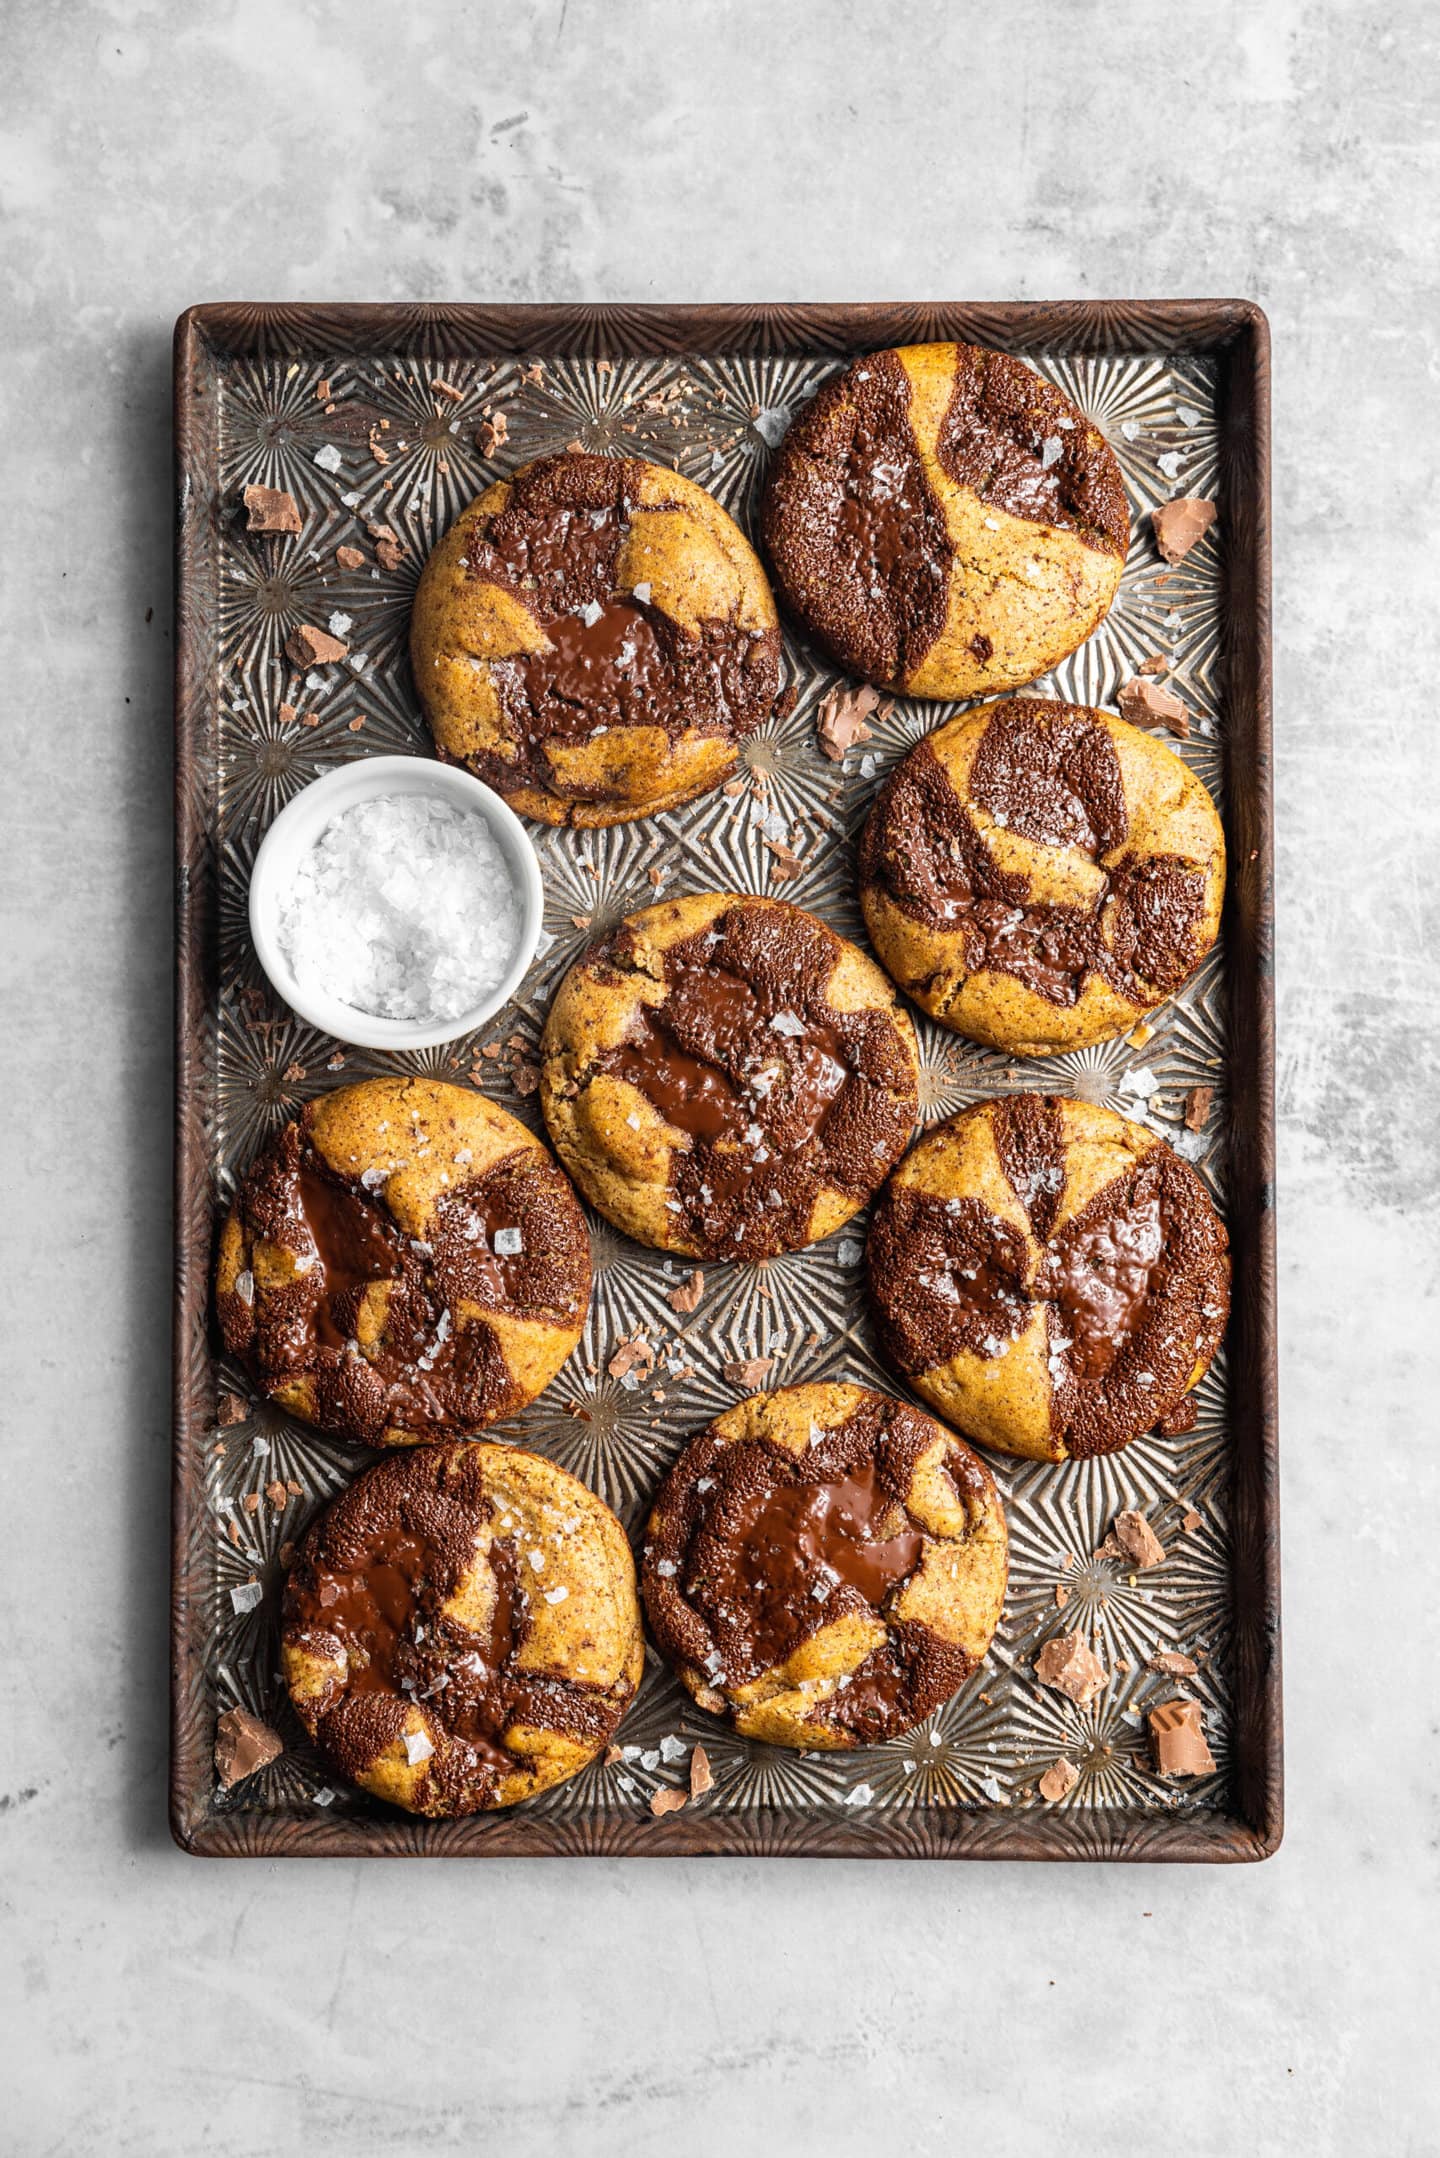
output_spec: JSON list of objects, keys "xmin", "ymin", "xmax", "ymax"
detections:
[{"xmin": 247, "ymin": 755, "xmax": 544, "ymax": 1052}]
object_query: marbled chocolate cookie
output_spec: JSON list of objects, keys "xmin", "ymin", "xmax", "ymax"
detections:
[
  {"xmin": 410, "ymin": 452, "xmax": 781, "ymax": 826},
  {"xmin": 762, "ymin": 342, "xmax": 1128, "ymax": 697},
  {"xmin": 867, "ymin": 1094, "xmax": 1229, "ymax": 1462},
  {"xmin": 282, "ymin": 1443, "xmax": 642, "ymax": 1815},
  {"xmin": 540, "ymin": 893, "xmax": 920, "ymax": 1262},
  {"xmin": 216, "ymin": 1077, "xmax": 590, "ymax": 1446},
  {"xmin": 641, "ymin": 1383, "xmax": 1007, "ymax": 1749},
  {"xmin": 859, "ymin": 698, "xmax": 1226, "ymax": 1055}
]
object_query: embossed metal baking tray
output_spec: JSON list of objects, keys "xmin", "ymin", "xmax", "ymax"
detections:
[{"xmin": 172, "ymin": 301, "xmax": 1277, "ymax": 1860}]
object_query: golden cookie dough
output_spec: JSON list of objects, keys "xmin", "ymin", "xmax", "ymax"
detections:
[
  {"xmin": 540, "ymin": 893, "xmax": 919, "ymax": 1262},
  {"xmin": 859, "ymin": 698, "xmax": 1226, "ymax": 1056},
  {"xmin": 410, "ymin": 452, "xmax": 781, "ymax": 826},
  {"xmin": 867, "ymin": 1094, "xmax": 1230, "ymax": 1463},
  {"xmin": 282, "ymin": 1442, "xmax": 642, "ymax": 1815},
  {"xmin": 641, "ymin": 1382, "xmax": 1007, "ymax": 1749},
  {"xmin": 216, "ymin": 1077, "xmax": 590, "ymax": 1446},
  {"xmin": 762, "ymin": 342, "xmax": 1128, "ymax": 697}
]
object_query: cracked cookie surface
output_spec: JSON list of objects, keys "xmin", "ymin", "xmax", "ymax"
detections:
[
  {"xmin": 866, "ymin": 1094, "xmax": 1230, "ymax": 1462},
  {"xmin": 762, "ymin": 343, "xmax": 1128, "ymax": 697},
  {"xmin": 540, "ymin": 893, "xmax": 919, "ymax": 1261},
  {"xmin": 641, "ymin": 1382, "xmax": 1006, "ymax": 1749},
  {"xmin": 859, "ymin": 697, "xmax": 1225, "ymax": 1055},
  {"xmin": 216, "ymin": 1077, "xmax": 591, "ymax": 1446},
  {"xmin": 282, "ymin": 1442, "xmax": 641, "ymax": 1814},
  {"xmin": 410, "ymin": 452, "xmax": 781, "ymax": 826}
]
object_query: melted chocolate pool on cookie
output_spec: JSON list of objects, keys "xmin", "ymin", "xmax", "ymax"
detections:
[
  {"xmin": 644, "ymin": 1395, "xmax": 988, "ymax": 1743},
  {"xmin": 860, "ymin": 700, "xmax": 1210, "ymax": 1009},
  {"xmin": 460, "ymin": 455, "xmax": 779, "ymax": 798},
  {"xmin": 591, "ymin": 901, "xmax": 915, "ymax": 1260},
  {"xmin": 219, "ymin": 1121, "xmax": 589, "ymax": 1443}
]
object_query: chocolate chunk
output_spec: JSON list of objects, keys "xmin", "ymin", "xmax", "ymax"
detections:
[
  {"xmin": 1034, "ymin": 1631, "xmax": 1107, "ymax": 1706},
  {"xmin": 1117, "ymin": 676, "xmax": 1190, "ymax": 737},
  {"xmin": 1183, "ymin": 1084, "xmax": 1214, "ymax": 1131},
  {"xmin": 722, "ymin": 1356, "xmax": 774, "ymax": 1389},
  {"xmin": 1152, "ymin": 497, "xmax": 1217, "ymax": 565},
  {"xmin": 335, "ymin": 545, "xmax": 366, "ymax": 570},
  {"xmin": 668, "ymin": 1269, "xmax": 705, "ymax": 1315},
  {"xmin": 816, "ymin": 683, "xmax": 881, "ymax": 762},
  {"xmin": 1146, "ymin": 1650, "xmax": 1199, "ymax": 1677},
  {"xmin": 284, "ymin": 623, "xmax": 349, "ymax": 667},
  {"xmin": 1149, "ymin": 1697, "xmax": 1216, "ymax": 1777},
  {"xmin": 214, "ymin": 1706, "xmax": 284, "ymax": 1788},
  {"xmin": 689, "ymin": 1744, "xmax": 714, "ymax": 1797},
  {"xmin": 650, "ymin": 1786, "xmax": 688, "ymax": 1816},
  {"xmin": 242, "ymin": 484, "xmax": 301, "ymax": 535},
  {"xmin": 1038, "ymin": 1757, "xmax": 1079, "ymax": 1802},
  {"xmin": 1110, "ymin": 1510, "xmax": 1166, "ymax": 1570}
]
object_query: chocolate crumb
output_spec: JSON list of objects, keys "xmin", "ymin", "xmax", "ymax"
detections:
[
  {"xmin": 1117, "ymin": 675, "xmax": 1190, "ymax": 737},
  {"xmin": 242, "ymin": 484, "xmax": 301, "ymax": 536},
  {"xmin": 1137, "ymin": 653, "xmax": 1171, "ymax": 676},
  {"xmin": 650, "ymin": 1786, "xmax": 689, "ymax": 1816},
  {"xmin": 478, "ymin": 411, "xmax": 510, "ymax": 457},
  {"xmin": 689, "ymin": 1745, "xmax": 714, "ymax": 1798},
  {"xmin": 1183, "ymin": 1084, "xmax": 1214, "ymax": 1131},
  {"xmin": 1181, "ymin": 1508, "xmax": 1202, "ymax": 1534},
  {"xmin": 668, "ymin": 1269, "xmax": 705, "ymax": 1315},
  {"xmin": 1110, "ymin": 1510, "xmax": 1166, "ymax": 1570},
  {"xmin": 1149, "ymin": 1697, "xmax": 1216, "ymax": 1777},
  {"xmin": 283, "ymin": 623, "xmax": 349, "ymax": 668},
  {"xmin": 335, "ymin": 545, "xmax": 366, "ymax": 570},
  {"xmin": 721, "ymin": 1355, "xmax": 775, "ymax": 1390},
  {"xmin": 278, "ymin": 702, "xmax": 299, "ymax": 727},
  {"xmin": 1038, "ymin": 1758, "xmax": 1079, "ymax": 1803},
  {"xmin": 1034, "ymin": 1631, "xmax": 1107, "ymax": 1707},
  {"xmin": 433, "ymin": 378, "xmax": 465, "ymax": 402},
  {"xmin": 214, "ymin": 1706, "xmax": 284, "ymax": 1788},
  {"xmin": 608, "ymin": 1335, "xmax": 656, "ymax": 1381},
  {"xmin": 1152, "ymin": 497, "xmax": 1217, "ymax": 565},
  {"xmin": 1147, "ymin": 1650, "xmax": 1199, "ymax": 1677}
]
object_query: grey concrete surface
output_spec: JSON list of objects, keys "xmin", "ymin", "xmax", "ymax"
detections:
[{"xmin": 2, "ymin": 1, "xmax": 1437, "ymax": 2152}]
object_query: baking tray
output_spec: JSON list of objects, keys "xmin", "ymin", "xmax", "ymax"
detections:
[{"xmin": 172, "ymin": 301, "xmax": 1278, "ymax": 1860}]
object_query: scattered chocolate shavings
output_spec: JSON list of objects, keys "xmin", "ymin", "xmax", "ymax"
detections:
[
  {"xmin": 284, "ymin": 623, "xmax": 348, "ymax": 668},
  {"xmin": 242, "ymin": 1492, "xmax": 260, "ymax": 1516},
  {"xmin": 521, "ymin": 362, "xmax": 545, "ymax": 386},
  {"xmin": 265, "ymin": 1480, "xmax": 289, "ymax": 1511},
  {"xmin": 1149, "ymin": 1698, "xmax": 1216, "ymax": 1777},
  {"xmin": 214, "ymin": 1706, "xmax": 284, "ymax": 1788},
  {"xmin": 278, "ymin": 702, "xmax": 299, "ymax": 727},
  {"xmin": 650, "ymin": 1786, "xmax": 688, "ymax": 1816},
  {"xmin": 1038, "ymin": 1758, "xmax": 1079, "ymax": 1803},
  {"xmin": 511, "ymin": 1060, "xmax": 541, "ymax": 1097},
  {"xmin": 689, "ymin": 1745, "xmax": 714, "ymax": 1798},
  {"xmin": 1152, "ymin": 496, "xmax": 1217, "ymax": 565},
  {"xmin": 571, "ymin": 913, "xmax": 592, "ymax": 930},
  {"xmin": 668, "ymin": 1269, "xmax": 704, "ymax": 1315},
  {"xmin": 1147, "ymin": 1650, "xmax": 1199, "ymax": 1677},
  {"xmin": 242, "ymin": 484, "xmax": 301, "ymax": 535},
  {"xmin": 216, "ymin": 1393, "xmax": 247, "ymax": 1427},
  {"xmin": 1034, "ymin": 1631, "xmax": 1107, "ymax": 1707},
  {"xmin": 335, "ymin": 544, "xmax": 366, "ymax": 570},
  {"xmin": 1053, "ymin": 1583, "xmax": 1070, "ymax": 1608},
  {"xmin": 1117, "ymin": 676, "xmax": 1190, "ymax": 737},
  {"xmin": 1183, "ymin": 1084, "xmax": 1214, "ymax": 1131},
  {"xmin": 816, "ymin": 682, "xmax": 882, "ymax": 762},
  {"xmin": 432, "ymin": 378, "xmax": 464, "ymax": 403},
  {"xmin": 607, "ymin": 1335, "xmax": 656, "ymax": 1381},
  {"xmin": 766, "ymin": 838, "xmax": 803, "ymax": 882},
  {"xmin": 285, "ymin": 1479, "xmax": 303, "ymax": 1497},
  {"xmin": 1137, "ymin": 652, "xmax": 1171, "ymax": 676},
  {"xmin": 283, "ymin": 1061, "xmax": 307, "ymax": 1082},
  {"xmin": 1156, "ymin": 1398, "xmax": 1198, "ymax": 1438},
  {"xmin": 1181, "ymin": 1508, "xmax": 1202, "ymax": 1534},
  {"xmin": 478, "ymin": 411, "xmax": 510, "ymax": 457},
  {"xmin": 1110, "ymin": 1510, "xmax": 1167, "ymax": 1571},
  {"xmin": 721, "ymin": 1355, "xmax": 774, "ymax": 1389}
]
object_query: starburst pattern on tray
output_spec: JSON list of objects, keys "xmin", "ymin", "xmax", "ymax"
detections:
[{"xmin": 186, "ymin": 333, "xmax": 1244, "ymax": 1850}]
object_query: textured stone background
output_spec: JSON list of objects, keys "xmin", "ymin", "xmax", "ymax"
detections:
[{"xmin": 2, "ymin": 1, "xmax": 1437, "ymax": 2152}]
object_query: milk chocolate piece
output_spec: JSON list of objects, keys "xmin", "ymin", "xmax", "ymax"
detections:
[
  {"xmin": 243, "ymin": 484, "xmax": 301, "ymax": 535},
  {"xmin": 650, "ymin": 1786, "xmax": 689, "ymax": 1816},
  {"xmin": 335, "ymin": 544, "xmax": 366, "ymax": 570},
  {"xmin": 214, "ymin": 1706, "xmax": 284, "ymax": 1788},
  {"xmin": 1147, "ymin": 1650, "xmax": 1199, "ymax": 1677},
  {"xmin": 1152, "ymin": 496, "xmax": 1217, "ymax": 565},
  {"xmin": 1034, "ymin": 1630, "xmax": 1107, "ymax": 1706},
  {"xmin": 1038, "ymin": 1757, "xmax": 1079, "ymax": 1802},
  {"xmin": 1117, "ymin": 676, "xmax": 1190, "ymax": 737},
  {"xmin": 722, "ymin": 1356, "xmax": 774, "ymax": 1389},
  {"xmin": 284, "ymin": 623, "xmax": 349, "ymax": 667},
  {"xmin": 1111, "ymin": 1509, "xmax": 1166, "ymax": 1570},
  {"xmin": 1183, "ymin": 1084, "xmax": 1214, "ymax": 1131},
  {"xmin": 816, "ymin": 683, "xmax": 881, "ymax": 762},
  {"xmin": 1149, "ymin": 1697, "xmax": 1216, "ymax": 1777},
  {"xmin": 668, "ymin": 1269, "xmax": 705, "ymax": 1315},
  {"xmin": 689, "ymin": 1744, "xmax": 714, "ymax": 1798}
]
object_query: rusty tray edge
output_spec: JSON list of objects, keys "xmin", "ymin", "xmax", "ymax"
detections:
[{"xmin": 171, "ymin": 300, "xmax": 1278, "ymax": 1861}]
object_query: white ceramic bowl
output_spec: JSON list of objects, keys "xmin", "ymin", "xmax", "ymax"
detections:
[{"xmin": 248, "ymin": 755, "xmax": 544, "ymax": 1051}]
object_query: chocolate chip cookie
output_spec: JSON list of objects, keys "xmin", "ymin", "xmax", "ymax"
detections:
[
  {"xmin": 641, "ymin": 1382, "xmax": 1007, "ymax": 1749},
  {"xmin": 762, "ymin": 343, "xmax": 1127, "ymax": 697},
  {"xmin": 859, "ymin": 698, "xmax": 1225, "ymax": 1055},
  {"xmin": 540, "ymin": 893, "xmax": 920, "ymax": 1262},
  {"xmin": 216, "ymin": 1077, "xmax": 590, "ymax": 1446},
  {"xmin": 867, "ymin": 1094, "xmax": 1229, "ymax": 1461},
  {"xmin": 411, "ymin": 452, "xmax": 781, "ymax": 825},
  {"xmin": 282, "ymin": 1443, "xmax": 642, "ymax": 1815}
]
